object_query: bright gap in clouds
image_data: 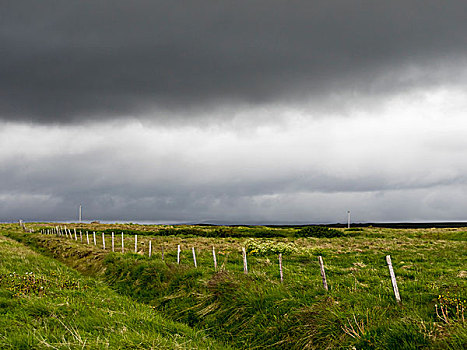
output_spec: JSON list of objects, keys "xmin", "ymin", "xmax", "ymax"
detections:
[{"xmin": 1, "ymin": 86, "xmax": 467, "ymax": 223}]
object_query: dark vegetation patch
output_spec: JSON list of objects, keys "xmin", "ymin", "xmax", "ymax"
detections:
[{"xmin": 296, "ymin": 226, "xmax": 344, "ymax": 238}]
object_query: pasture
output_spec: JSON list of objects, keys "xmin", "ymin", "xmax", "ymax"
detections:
[{"xmin": 1, "ymin": 223, "xmax": 466, "ymax": 349}]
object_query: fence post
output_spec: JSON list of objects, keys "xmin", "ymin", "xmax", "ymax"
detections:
[
  {"xmin": 318, "ymin": 256, "xmax": 328, "ymax": 291},
  {"xmin": 111, "ymin": 232, "xmax": 115, "ymax": 252},
  {"xmin": 74, "ymin": 228, "xmax": 78, "ymax": 240},
  {"xmin": 162, "ymin": 246, "xmax": 165, "ymax": 261},
  {"xmin": 134, "ymin": 235, "xmax": 138, "ymax": 253},
  {"xmin": 192, "ymin": 247, "xmax": 197, "ymax": 268},
  {"xmin": 80, "ymin": 230, "xmax": 83, "ymax": 242},
  {"xmin": 149, "ymin": 241, "xmax": 152, "ymax": 258},
  {"xmin": 279, "ymin": 253, "xmax": 283, "ymax": 283},
  {"xmin": 86, "ymin": 231, "xmax": 89, "ymax": 245},
  {"xmin": 386, "ymin": 255, "xmax": 401, "ymax": 303},
  {"xmin": 177, "ymin": 245, "xmax": 181, "ymax": 264},
  {"xmin": 212, "ymin": 246, "xmax": 217, "ymax": 270},
  {"xmin": 102, "ymin": 232, "xmax": 106, "ymax": 250},
  {"xmin": 93, "ymin": 232, "xmax": 96, "ymax": 246},
  {"xmin": 242, "ymin": 247, "xmax": 248, "ymax": 274},
  {"xmin": 121, "ymin": 232, "xmax": 124, "ymax": 253}
]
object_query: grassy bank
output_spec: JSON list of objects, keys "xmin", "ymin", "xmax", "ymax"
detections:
[
  {"xmin": 3, "ymin": 223, "xmax": 466, "ymax": 349},
  {"xmin": 0, "ymin": 232, "xmax": 230, "ymax": 349}
]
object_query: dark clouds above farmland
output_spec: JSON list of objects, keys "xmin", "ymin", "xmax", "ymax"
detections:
[
  {"xmin": 2, "ymin": 1, "xmax": 467, "ymax": 123},
  {"xmin": 2, "ymin": 1, "xmax": 467, "ymax": 223}
]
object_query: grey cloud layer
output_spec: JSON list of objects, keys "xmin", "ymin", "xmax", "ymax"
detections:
[
  {"xmin": 2, "ymin": 1, "xmax": 467, "ymax": 123},
  {"xmin": 2, "ymin": 113, "xmax": 467, "ymax": 223}
]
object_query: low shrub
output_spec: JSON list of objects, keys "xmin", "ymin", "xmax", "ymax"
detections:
[
  {"xmin": 295, "ymin": 226, "xmax": 343, "ymax": 238},
  {"xmin": 245, "ymin": 239, "xmax": 297, "ymax": 256}
]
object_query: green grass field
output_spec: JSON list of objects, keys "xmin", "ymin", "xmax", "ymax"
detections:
[{"xmin": 1, "ymin": 223, "xmax": 466, "ymax": 349}]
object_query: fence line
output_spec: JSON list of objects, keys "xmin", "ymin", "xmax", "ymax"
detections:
[{"xmin": 33, "ymin": 226, "xmax": 405, "ymax": 301}]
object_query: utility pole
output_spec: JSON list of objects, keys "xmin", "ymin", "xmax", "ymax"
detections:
[
  {"xmin": 79, "ymin": 205, "xmax": 82, "ymax": 223},
  {"xmin": 347, "ymin": 210, "xmax": 351, "ymax": 229}
]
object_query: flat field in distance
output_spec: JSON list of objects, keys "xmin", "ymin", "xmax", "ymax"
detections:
[{"xmin": 2, "ymin": 223, "xmax": 466, "ymax": 349}]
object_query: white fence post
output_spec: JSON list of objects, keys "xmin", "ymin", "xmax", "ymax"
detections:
[
  {"xmin": 134, "ymin": 235, "xmax": 138, "ymax": 253},
  {"xmin": 177, "ymin": 245, "xmax": 181, "ymax": 264},
  {"xmin": 149, "ymin": 240, "xmax": 152, "ymax": 257},
  {"xmin": 192, "ymin": 247, "xmax": 197, "ymax": 268},
  {"xmin": 212, "ymin": 246, "xmax": 217, "ymax": 270},
  {"xmin": 242, "ymin": 247, "xmax": 248, "ymax": 274},
  {"xmin": 318, "ymin": 256, "xmax": 328, "ymax": 291},
  {"xmin": 386, "ymin": 255, "xmax": 401, "ymax": 303},
  {"xmin": 279, "ymin": 253, "xmax": 283, "ymax": 283},
  {"xmin": 111, "ymin": 232, "xmax": 115, "ymax": 252}
]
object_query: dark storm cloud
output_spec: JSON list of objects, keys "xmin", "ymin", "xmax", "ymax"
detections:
[{"xmin": 2, "ymin": 0, "xmax": 467, "ymax": 123}]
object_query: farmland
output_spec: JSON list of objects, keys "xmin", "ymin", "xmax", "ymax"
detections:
[{"xmin": 1, "ymin": 223, "xmax": 466, "ymax": 349}]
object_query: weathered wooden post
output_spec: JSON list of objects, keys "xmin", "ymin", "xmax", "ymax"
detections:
[
  {"xmin": 177, "ymin": 245, "xmax": 181, "ymax": 264},
  {"xmin": 74, "ymin": 228, "xmax": 78, "ymax": 240},
  {"xmin": 111, "ymin": 232, "xmax": 115, "ymax": 252},
  {"xmin": 134, "ymin": 235, "xmax": 138, "ymax": 253},
  {"xmin": 192, "ymin": 247, "xmax": 197, "ymax": 268},
  {"xmin": 386, "ymin": 255, "xmax": 401, "ymax": 303},
  {"xmin": 162, "ymin": 246, "xmax": 165, "ymax": 261},
  {"xmin": 242, "ymin": 247, "xmax": 248, "ymax": 274},
  {"xmin": 318, "ymin": 256, "xmax": 328, "ymax": 291},
  {"xmin": 121, "ymin": 232, "xmax": 124, "ymax": 253},
  {"xmin": 149, "ymin": 240, "xmax": 152, "ymax": 257},
  {"xmin": 79, "ymin": 230, "xmax": 83, "ymax": 242},
  {"xmin": 102, "ymin": 232, "xmax": 106, "ymax": 250},
  {"xmin": 212, "ymin": 246, "xmax": 217, "ymax": 270},
  {"xmin": 86, "ymin": 231, "xmax": 90, "ymax": 245},
  {"xmin": 93, "ymin": 232, "xmax": 96, "ymax": 246},
  {"xmin": 279, "ymin": 253, "xmax": 283, "ymax": 283}
]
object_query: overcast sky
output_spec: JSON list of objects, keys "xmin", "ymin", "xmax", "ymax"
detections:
[{"xmin": 2, "ymin": 1, "xmax": 467, "ymax": 223}]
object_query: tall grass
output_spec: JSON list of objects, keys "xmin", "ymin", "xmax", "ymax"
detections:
[{"xmin": 0, "ymin": 232, "xmax": 230, "ymax": 349}]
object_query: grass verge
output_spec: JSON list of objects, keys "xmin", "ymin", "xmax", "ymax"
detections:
[{"xmin": 0, "ymin": 233, "xmax": 230, "ymax": 349}]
